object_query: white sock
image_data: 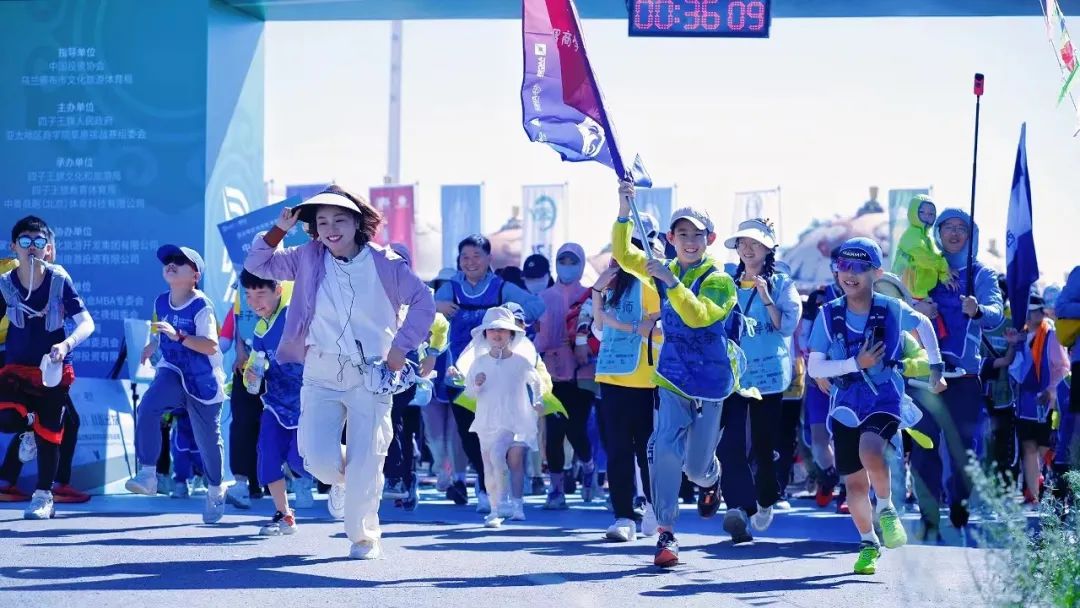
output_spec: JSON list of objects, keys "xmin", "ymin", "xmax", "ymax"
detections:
[
  {"xmin": 875, "ymin": 496, "xmax": 895, "ymax": 515},
  {"xmin": 860, "ymin": 529, "xmax": 879, "ymax": 545}
]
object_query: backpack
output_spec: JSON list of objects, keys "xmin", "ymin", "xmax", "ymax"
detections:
[{"xmin": 567, "ymin": 291, "xmax": 600, "ymax": 357}]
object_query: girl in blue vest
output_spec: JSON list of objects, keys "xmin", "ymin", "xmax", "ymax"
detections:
[
  {"xmin": 807, "ymin": 238, "xmax": 946, "ymax": 575},
  {"xmin": 126, "ymin": 245, "xmax": 228, "ymax": 525},
  {"xmin": 716, "ymin": 219, "xmax": 802, "ymax": 543},
  {"xmin": 1009, "ymin": 295, "xmax": 1070, "ymax": 508},
  {"xmin": 239, "ymin": 270, "xmax": 310, "ymax": 535},
  {"xmin": 592, "ymin": 212, "xmax": 664, "ymax": 543},
  {"xmin": 614, "ymin": 182, "xmax": 739, "ymax": 569},
  {"xmin": 434, "ymin": 235, "xmax": 544, "ymax": 514}
]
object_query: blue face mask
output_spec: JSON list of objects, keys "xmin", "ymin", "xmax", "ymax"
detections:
[{"xmin": 556, "ymin": 263, "xmax": 584, "ymax": 285}]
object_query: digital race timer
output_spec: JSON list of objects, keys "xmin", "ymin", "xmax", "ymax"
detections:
[{"xmin": 628, "ymin": 0, "xmax": 771, "ymax": 38}]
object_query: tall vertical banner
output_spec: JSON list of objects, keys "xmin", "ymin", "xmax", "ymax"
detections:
[
  {"xmin": 732, "ymin": 188, "xmax": 782, "ymax": 237},
  {"xmin": 440, "ymin": 184, "xmax": 483, "ymax": 268},
  {"xmin": 522, "ymin": 184, "xmax": 568, "ymax": 260},
  {"xmin": 634, "ymin": 186, "xmax": 674, "ymax": 233},
  {"xmin": 1006, "ymin": 123, "xmax": 1039, "ymax": 330},
  {"xmin": 370, "ymin": 184, "xmax": 415, "ymax": 255},
  {"xmin": 887, "ymin": 187, "xmax": 932, "ymax": 265}
]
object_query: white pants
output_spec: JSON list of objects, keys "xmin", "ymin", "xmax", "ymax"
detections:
[
  {"xmin": 299, "ymin": 350, "xmax": 393, "ymax": 545},
  {"xmin": 479, "ymin": 431, "xmax": 520, "ymax": 515}
]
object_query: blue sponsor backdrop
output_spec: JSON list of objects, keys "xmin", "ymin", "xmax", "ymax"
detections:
[{"xmin": 440, "ymin": 185, "xmax": 483, "ymax": 268}]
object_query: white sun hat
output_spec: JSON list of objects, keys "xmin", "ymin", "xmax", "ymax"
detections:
[{"xmin": 724, "ymin": 218, "xmax": 778, "ymax": 250}]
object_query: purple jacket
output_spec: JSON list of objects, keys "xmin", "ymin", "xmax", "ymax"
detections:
[{"xmin": 244, "ymin": 228, "xmax": 436, "ymax": 365}]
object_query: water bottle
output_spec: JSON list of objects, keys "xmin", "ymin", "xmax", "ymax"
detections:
[{"xmin": 246, "ymin": 351, "xmax": 267, "ymax": 395}]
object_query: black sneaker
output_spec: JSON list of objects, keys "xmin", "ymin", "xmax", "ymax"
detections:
[
  {"xmin": 563, "ymin": 470, "xmax": 577, "ymax": 495},
  {"xmin": 654, "ymin": 531, "xmax": 679, "ymax": 568},
  {"xmin": 446, "ymin": 480, "xmax": 468, "ymax": 506},
  {"xmin": 949, "ymin": 501, "xmax": 970, "ymax": 529},
  {"xmin": 697, "ymin": 481, "xmax": 721, "ymax": 519}
]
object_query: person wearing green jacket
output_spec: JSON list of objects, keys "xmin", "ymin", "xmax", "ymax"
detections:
[{"xmin": 892, "ymin": 195, "xmax": 954, "ymax": 300}]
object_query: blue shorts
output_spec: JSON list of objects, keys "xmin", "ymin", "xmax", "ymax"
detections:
[
  {"xmin": 257, "ymin": 409, "xmax": 306, "ymax": 484},
  {"xmin": 804, "ymin": 379, "xmax": 830, "ymax": 426}
]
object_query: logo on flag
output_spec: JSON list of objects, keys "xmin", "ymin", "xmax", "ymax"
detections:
[{"xmin": 1005, "ymin": 123, "xmax": 1040, "ymax": 330}]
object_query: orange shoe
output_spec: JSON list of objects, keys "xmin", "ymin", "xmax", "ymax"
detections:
[{"xmin": 51, "ymin": 483, "xmax": 91, "ymax": 503}]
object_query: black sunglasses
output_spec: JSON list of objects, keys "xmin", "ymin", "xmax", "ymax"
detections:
[
  {"xmin": 16, "ymin": 235, "xmax": 49, "ymax": 250},
  {"xmin": 163, "ymin": 254, "xmax": 195, "ymax": 269}
]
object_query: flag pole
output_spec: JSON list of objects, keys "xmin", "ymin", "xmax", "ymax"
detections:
[{"xmin": 967, "ymin": 73, "xmax": 984, "ymax": 297}]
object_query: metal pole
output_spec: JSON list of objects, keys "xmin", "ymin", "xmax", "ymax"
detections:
[{"xmin": 387, "ymin": 20, "xmax": 403, "ymax": 184}]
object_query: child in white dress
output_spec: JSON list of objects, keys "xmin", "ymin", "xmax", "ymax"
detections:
[{"xmin": 455, "ymin": 307, "xmax": 543, "ymax": 528}]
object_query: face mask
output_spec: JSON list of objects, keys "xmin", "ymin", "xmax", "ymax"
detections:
[
  {"xmin": 525, "ymin": 278, "xmax": 548, "ymax": 294},
  {"xmin": 556, "ymin": 263, "xmax": 583, "ymax": 285}
]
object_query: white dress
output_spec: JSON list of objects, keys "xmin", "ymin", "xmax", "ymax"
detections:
[{"xmin": 466, "ymin": 352, "xmax": 541, "ymax": 450}]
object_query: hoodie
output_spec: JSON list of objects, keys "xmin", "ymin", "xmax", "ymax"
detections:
[
  {"xmin": 892, "ymin": 195, "xmax": 951, "ymax": 299},
  {"xmin": 928, "ymin": 208, "xmax": 1005, "ymax": 373},
  {"xmin": 536, "ymin": 243, "xmax": 594, "ymax": 382}
]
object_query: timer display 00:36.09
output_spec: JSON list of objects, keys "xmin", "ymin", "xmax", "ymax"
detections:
[{"xmin": 629, "ymin": 0, "xmax": 771, "ymax": 38}]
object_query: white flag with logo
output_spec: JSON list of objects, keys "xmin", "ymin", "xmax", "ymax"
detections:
[
  {"xmin": 732, "ymin": 188, "xmax": 782, "ymax": 240},
  {"xmin": 522, "ymin": 184, "xmax": 568, "ymax": 261}
]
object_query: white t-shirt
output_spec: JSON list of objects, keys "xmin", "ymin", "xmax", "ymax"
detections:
[{"xmin": 307, "ymin": 247, "xmax": 398, "ymax": 361}]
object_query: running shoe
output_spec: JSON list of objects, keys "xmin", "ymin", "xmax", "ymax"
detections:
[
  {"xmin": 530, "ymin": 476, "xmax": 546, "ymax": 496},
  {"xmin": 0, "ymin": 484, "xmax": 31, "ymax": 502},
  {"xmin": 723, "ymin": 508, "xmax": 754, "ymax": 544},
  {"xmin": 654, "ymin": 530, "xmax": 679, "ymax": 568},
  {"xmin": 327, "ymin": 483, "xmax": 346, "ymax": 520},
  {"xmin": 949, "ymin": 501, "xmax": 970, "ymax": 529},
  {"xmin": 446, "ymin": 480, "xmax": 468, "ymax": 506},
  {"xmin": 543, "ymin": 491, "xmax": 568, "ymax": 510},
  {"xmin": 171, "ymin": 480, "xmax": 190, "ymax": 499},
  {"xmin": 606, "ymin": 518, "xmax": 635, "ymax": 542},
  {"xmin": 510, "ymin": 499, "xmax": 526, "ymax": 521},
  {"xmin": 260, "ymin": 510, "xmax": 298, "ymax": 536},
  {"xmin": 125, "ymin": 468, "xmax": 158, "ymax": 496},
  {"xmin": 483, "ymin": 513, "xmax": 504, "ymax": 528},
  {"xmin": 383, "ymin": 478, "xmax": 409, "ymax": 500},
  {"xmin": 697, "ymin": 480, "xmax": 721, "ymax": 519},
  {"xmin": 225, "ymin": 482, "xmax": 251, "ymax": 509},
  {"xmin": 853, "ymin": 541, "xmax": 881, "ymax": 575},
  {"xmin": 476, "ymin": 491, "xmax": 491, "ymax": 514},
  {"xmin": 17, "ymin": 431, "xmax": 37, "ymax": 463},
  {"xmin": 24, "ymin": 490, "xmax": 54, "ymax": 520},
  {"xmin": 878, "ymin": 507, "xmax": 908, "ymax": 549},
  {"xmin": 751, "ymin": 503, "xmax": 774, "ymax": 531},
  {"xmin": 51, "ymin": 483, "xmax": 91, "ymax": 504},
  {"xmin": 349, "ymin": 540, "xmax": 383, "ymax": 560},
  {"xmin": 640, "ymin": 503, "xmax": 659, "ymax": 537},
  {"xmin": 203, "ymin": 486, "xmax": 225, "ymax": 524}
]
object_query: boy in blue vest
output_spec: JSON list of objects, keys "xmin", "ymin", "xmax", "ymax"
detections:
[
  {"xmin": 0, "ymin": 216, "xmax": 95, "ymax": 520},
  {"xmin": 613, "ymin": 182, "xmax": 739, "ymax": 568},
  {"xmin": 239, "ymin": 270, "xmax": 310, "ymax": 535},
  {"xmin": 127, "ymin": 245, "xmax": 228, "ymax": 524},
  {"xmin": 807, "ymin": 238, "xmax": 946, "ymax": 575}
]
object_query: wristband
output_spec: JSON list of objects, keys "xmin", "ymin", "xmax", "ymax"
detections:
[
  {"xmin": 178, "ymin": 332, "xmax": 187, "ymax": 345},
  {"xmin": 591, "ymin": 287, "xmax": 603, "ymax": 294},
  {"xmin": 617, "ymin": 216, "xmax": 630, "ymax": 223},
  {"xmin": 574, "ymin": 335, "xmax": 589, "ymax": 347}
]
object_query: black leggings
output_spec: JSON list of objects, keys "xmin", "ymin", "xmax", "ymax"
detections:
[
  {"xmin": 228, "ymin": 372, "xmax": 263, "ymax": 486},
  {"xmin": 773, "ymin": 398, "xmax": 803, "ymax": 497},
  {"xmin": 384, "ymin": 386, "xmax": 421, "ymax": 484},
  {"xmin": 545, "ymin": 381, "xmax": 595, "ymax": 472},
  {"xmin": 0, "ymin": 398, "xmax": 80, "ymax": 487},
  {"xmin": 450, "ymin": 397, "xmax": 486, "ymax": 494},
  {"xmin": 598, "ymin": 384, "xmax": 654, "ymax": 520}
]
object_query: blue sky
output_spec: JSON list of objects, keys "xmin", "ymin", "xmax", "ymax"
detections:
[{"xmin": 264, "ymin": 16, "xmax": 1079, "ymax": 283}]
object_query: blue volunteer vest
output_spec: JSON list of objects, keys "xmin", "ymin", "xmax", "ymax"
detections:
[
  {"xmin": 595, "ymin": 281, "xmax": 646, "ymax": 377},
  {"xmin": 731, "ymin": 273, "xmax": 794, "ymax": 394},
  {"xmin": 655, "ymin": 266, "xmax": 734, "ymax": 401},
  {"xmin": 1014, "ymin": 330, "xmax": 1055, "ymax": 422},
  {"xmin": 822, "ymin": 294, "xmax": 905, "ymax": 426},
  {"xmin": 155, "ymin": 291, "xmax": 222, "ymax": 402},
  {"xmin": 448, "ymin": 276, "xmax": 505, "ymax": 363},
  {"xmin": 253, "ymin": 303, "xmax": 303, "ymax": 428},
  {"xmin": 929, "ymin": 262, "xmax": 987, "ymax": 371}
]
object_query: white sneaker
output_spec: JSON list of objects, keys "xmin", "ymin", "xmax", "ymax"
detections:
[
  {"xmin": 24, "ymin": 490, "xmax": 55, "ymax": 520},
  {"xmin": 203, "ymin": 485, "xmax": 225, "ymax": 524},
  {"xmin": 774, "ymin": 499, "xmax": 792, "ymax": 511},
  {"xmin": 751, "ymin": 503, "xmax": 774, "ymax": 531},
  {"xmin": 510, "ymin": 499, "xmax": 526, "ymax": 521},
  {"xmin": 293, "ymin": 476, "xmax": 315, "ymax": 510},
  {"xmin": 327, "ymin": 483, "xmax": 346, "ymax": 520},
  {"xmin": 18, "ymin": 431, "xmax": 37, "ymax": 463},
  {"xmin": 170, "ymin": 480, "xmax": 190, "ymax": 499},
  {"xmin": 483, "ymin": 513, "xmax": 504, "ymax": 528},
  {"xmin": 640, "ymin": 502, "xmax": 659, "ymax": 537},
  {"xmin": 225, "ymin": 482, "xmax": 251, "ymax": 510},
  {"xmin": 349, "ymin": 540, "xmax": 383, "ymax": 560},
  {"xmin": 497, "ymin": 498, "xmax": 514, "ymax": 518},
  {"xmin": 476, "ymin": 491, "xmax": 491, "ymax": 514},
  {"xmin": 260, "ymin": 511, "xmax": 298, "ymax": 536},
  {"xmin": 125, "ymin": 468, "xmax": 158, "ymax": 496},
  {"xmin": 606, "ymin": 518, "xmax": 636, "ymax": 542}
]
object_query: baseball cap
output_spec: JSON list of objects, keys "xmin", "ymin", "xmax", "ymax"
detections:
[
  {"xmin": 1029, "ymin": 294, "xmax": 1046, "ymax": 312},
  {"xmin": 724, "ymin": 219, "xmax": 778, "ymax": 250},
  {"xmin": 834, "ymin": 237, "xmax": 883, "ymax": 270},
  {"xmin": 522, "ymin": 254, "xmax": 551, "ymax": 279},
  {"xmin": 504, "ymin": 302, "xmax": 527, "ymax": 323},
  {"xmin": 669, "ymin": 206, "xmax": 714, "ymax": 234},
  {"xmin": 157, "ymin": 244, "xmax": 206, "ymax": 275}
]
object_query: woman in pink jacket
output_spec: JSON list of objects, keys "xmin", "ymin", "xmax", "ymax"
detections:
[{"xmin": 244, "ymin": 185, "xmax": 435, "ymax": 561}]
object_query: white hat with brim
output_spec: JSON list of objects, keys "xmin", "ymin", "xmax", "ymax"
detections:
[
  {"xmin": 295, "ymin": 191, "xmax": 361, "ymax": 224},
  {"xmin": 470, "ymin": 307, "xmax": 525, "ymax": 344},
  {"xmin": 724, "ymin": 219, "xmax": 778, "ymax": 250}
]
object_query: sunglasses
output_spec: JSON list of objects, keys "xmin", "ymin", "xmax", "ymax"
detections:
[
  {"xmin": 832, "ymin": 258, "xmax": 875, "ymax": 274},
  {"xmin": 163, "ymin": 254, "xmax": 195, "ymax": 269},
  {"xmin": 16, "ymin": 236, "xmax": 49, "ymax": 250}
]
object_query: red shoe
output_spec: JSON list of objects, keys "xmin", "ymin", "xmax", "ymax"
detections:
[
  {"xmin": 816, "ymin": 484, "xmax": 834, "ymax": 508},
  {"xmin": 0, "ymin": 484, "xmax": 32, "ymax": 502},
  {"xmin": 51, "ymin": 483, "xmax": 91, "ymax": 504},
  {"xmin": 837, "ymin": 501, "xmax": 850, "ymax": 515}
]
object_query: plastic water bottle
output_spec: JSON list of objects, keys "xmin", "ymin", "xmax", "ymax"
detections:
[{"xmin": 246, "ymin": 352, "xmax": 267, "ymax": 395}]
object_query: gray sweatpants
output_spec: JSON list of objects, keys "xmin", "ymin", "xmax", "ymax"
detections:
[
  {"xmin": 648, "ymin": 388, "xmax": 724, "ymax": 528},
  {"xmin": 136, "ymin": 368, "xmax": 224, "ymax": 486}
]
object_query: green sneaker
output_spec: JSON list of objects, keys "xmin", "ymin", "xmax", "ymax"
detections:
[
  {"xmin": 853, "ymin": 541, "xmax": 880, "ymax": 575},
  {"xmin": 879, "ymin": 507, "xmax": 908, "ymax": 549}
]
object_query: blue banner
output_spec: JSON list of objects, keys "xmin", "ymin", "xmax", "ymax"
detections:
[
  {"xmin": 0, "ymin": 1, "xmax": 211, "ymax": 377},
  {"xmin": 217, "ymin": 197, "xmax": 309, "ymax": 268},
  {"xmin": 440, "ymin": 185, "xmax": 483, "ymax": 268},
  {"xmin": 286, "ymin": 183, "xmax": 328, "ymax": 201},
  {"xmin": 1006, "ymin": 122, "xmax": 1039, "ymax": 330},
  {"xmin": 634, "ymin": 186, "xmax": 673, "ymax": 233}
]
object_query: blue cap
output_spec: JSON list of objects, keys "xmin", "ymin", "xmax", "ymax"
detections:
[
  {"xmin": 835, "ymin": 237, "xmax": 882, "ymax": 269},
  {"xmin": 157, "ymin": 244, "xmax": 206, "ymax": 275},
  {"xmin": 503, "ymin": 302, "xmax": 526, "ymax": 323}
]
